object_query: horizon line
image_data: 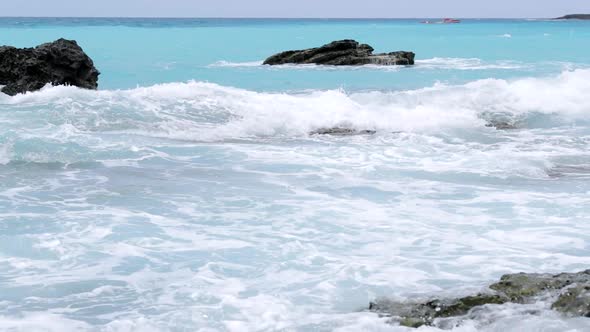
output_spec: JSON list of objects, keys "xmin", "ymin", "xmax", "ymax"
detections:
[{"xmin": 0, "ymin": 16, "xmax": 567, "ymax": 20}]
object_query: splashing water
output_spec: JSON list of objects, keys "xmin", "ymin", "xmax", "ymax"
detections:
[{"xmin": 1, "ymin": 18, "xmax": 590, "ymax": 332}]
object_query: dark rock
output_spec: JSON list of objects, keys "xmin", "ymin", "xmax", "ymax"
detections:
[
  {"xmin": 370, "ymin": 270, "xmax": 590, "ymax": 328},
  {"xmin": 0, "ymin": 38, "xmax": 99, "ymax": 96},
  {"xmin": 485, "ymin": 121, "xmax": 518, "ymax": 130},
  {"xmin": 263, "ymin": 40, "xmax": 415, "ymax": 66},
  {"xmin": 310, "ymin": 127, "xmax": 377, "ymax": 136},
  {"xmin": 370, "ymin": 294, "xmax": 507, "ymax": 328},
  {"xmin": 436, "ymin": 295, "xmax": 507, "ymax": 318},
  {"xmin": 490, "ymin": 270, "xmax": 590, "ymax": 302},
  {"xmin": 555, "ymin": 14, "xmax": 590, "ymax": 20},
  {"xmin": 479, "ymin": 111, "xmax": 520, "ymax": 130},
  {"xmin": 551, "ymin": 285, "xmax": 590, "ymax": 317}
]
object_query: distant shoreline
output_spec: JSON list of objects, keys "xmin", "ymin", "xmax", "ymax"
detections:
[
  {"xmin": 555, "ymin": 14, "xmax": 590, "ymax": 20},
  {"xmin": 0, "ymin": 16, "xmax": 586, "ymax": 20}
]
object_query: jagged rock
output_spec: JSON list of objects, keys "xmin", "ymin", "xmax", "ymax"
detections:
[
  {"xmin": 552, "ymin": 285, "xmax": 590, "ymax": 317},
  {"xmin": 310, "ymin": 127, "xmax": 376, "ymax": 136},
  {"xmin": 370, "ymin": 270, "xmax": 590, "ymax": 328},
  {"xmin": 370, "ymin": 294, "xmax": 507, "ymax": 328},
  {"xmin": 263, "ymin": 40, "xmax": 415, "ymax": 66},
  {"xmin": 490, "ymin": 270, "xmax": 590, "ymax": 302},
  {"xmin": 556, "ymin": 14, "xmax": 590, "ymax": 20},
  {"xmin": 0, "ymin": 38, "xmax": 99, "ymax": 96}
]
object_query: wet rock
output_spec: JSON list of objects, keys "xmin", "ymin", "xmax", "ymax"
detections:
[
  {"xmin": 370, "ymin": 270, "xmax": 590, "ymax": 328},
  {"xmin": 0, "ymin": 38, "xmax": 99, "ymax": 96},
  {"xmin": 370, "ymin": 294, "xmax": 507, "ymax": 328},
  {"xmin": 310, "ymin": 127, "xmax": 376, "ymax": 136},
  {"xmin": 436, "ymin": 295, "xmax": 507, "ymax": 318},
  {"xmin": 263, "ymin": 40, "xmax": 415, "ymax": 66},
  {"xmin": 490, "ymin": 270, "xmax": 590, "ymax": 302},
  {"xmin": 551, "ymin": 285, "xmax": 590, "ymax": 317},
  {"xmin": 485, "ymin": 120, "xmax": 518, "ymax": 130},
  {"xmin": 479, "ymin": 111, "xmax": 520, "ymax": 130}
]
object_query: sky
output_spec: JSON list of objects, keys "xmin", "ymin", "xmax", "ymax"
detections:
[{"xmin": 3, "ymin": 0, "xmax": 590, "ymax": 18}]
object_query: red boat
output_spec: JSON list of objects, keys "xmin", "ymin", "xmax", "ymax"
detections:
[{"xmin": 420, "ymin": 18, "xmax": 461, "ymax": 24}]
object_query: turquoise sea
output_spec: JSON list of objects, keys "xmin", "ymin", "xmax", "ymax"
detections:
[{"xmin": 1, "ymin": 18, "xmax": 590, "ymax": 331}]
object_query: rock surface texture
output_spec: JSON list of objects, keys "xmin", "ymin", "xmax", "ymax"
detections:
[
  {"xmin": 370, "ymin": 270, "xmax": 590, "ymax": 328},
  {"xmin": 263, "ymin": 40, "xmax": 415, "ymax": 66},
  {"xmin": 0, "ymin": 38, "xmax": 99, "ymax": 96}
]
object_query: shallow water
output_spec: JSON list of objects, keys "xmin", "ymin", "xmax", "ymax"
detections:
[{"xmin": 0, "ymin": 18, "xmax": 590, "ymax": 331}]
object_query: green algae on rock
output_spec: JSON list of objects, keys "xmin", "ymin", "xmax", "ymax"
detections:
[
  {"xmin": 370, "ymin": 294, "xmax": 508, "ymax": 328},
  {"xmin": 370, "ymin": 270, "xmax": 590, "ymax": 328},
  {"xmin": 551, "ymin": 285, "xmax": 590, "ymax": 317}
]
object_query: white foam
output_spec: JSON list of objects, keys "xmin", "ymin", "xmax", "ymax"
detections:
[
  {"xmin": 22, "ymin": 70, "xmax": 590, "ymax": 138},
  {"xmin": 1, "ymin": 70, "xmax": 590, "ymax": 163},
  {"xmin": 415, "ymin": 57, "xmax": 525, "ymax": 70},
  {"xmin": 0, "ymin": 313, "xmax": 91, "ymax": 331},
  {"xmin": 0, "ymin": 142, "xmax": 11, "ymax": 165},
  {"xmin": 210, "ymin": 60, "xmax": 403, "ymax": 71},
  {"xmin": 1, "ymin": 70, "xmax": 590, "ymax": 331},
  {"xmin": 209, "ymin": 57, "xmax": 531, "ymax": 71},
  {"xmin": 209, "ymin": 60, "xmax": 264, "ymax": 67}
]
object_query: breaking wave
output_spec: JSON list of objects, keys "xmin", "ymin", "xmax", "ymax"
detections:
[{"xmin": 1, "ymin": 69, "xmax": 590, "ymax": 164}]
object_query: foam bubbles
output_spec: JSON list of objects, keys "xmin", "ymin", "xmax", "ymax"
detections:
[
  {"xmin": 1, "ymin": 71, "xmax": 590, "ymax": 331},
  {"xmin": 416, "ymin": 57, "xmax": 525, "ymax": 70},
  {"xmin": 1, "ymin": 69, "xmax": 590, "ymax": 148}
]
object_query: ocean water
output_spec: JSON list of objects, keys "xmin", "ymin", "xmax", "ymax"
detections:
[{"xmin": 1, "ymin": 18, "xmax": 590, "ymax": 331}]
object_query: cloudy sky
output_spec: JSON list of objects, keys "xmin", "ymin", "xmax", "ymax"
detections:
[{"xmin": 3, "ymin": 0, "xmax": 590, "ymax": 18}]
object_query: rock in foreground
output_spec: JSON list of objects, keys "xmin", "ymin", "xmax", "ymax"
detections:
[
  {"xmin": 263, "ymin": 40, "xmax": 415, "ymax": 66},
  {"xmin": 370, "ymin": 270, "xmax": 590, "ymax": 328},
  {"xmin": 0, "ymin": 38, "xmax": 99, "ymax": 96},
  {"xmin": 556, "ymin": 14, "xmax": 590, "ymax": 20}
]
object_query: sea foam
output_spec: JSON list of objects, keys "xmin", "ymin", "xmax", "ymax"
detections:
[{"xmin": 1, "ymin": 70, "xmax": 589, "ymax": 142}]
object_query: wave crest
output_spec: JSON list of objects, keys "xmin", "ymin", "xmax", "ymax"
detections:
[{"xmin": 0, "ymin": 69, "xmax": 589, "ymax": 149}]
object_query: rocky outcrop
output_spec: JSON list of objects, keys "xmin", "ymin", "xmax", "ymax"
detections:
[
  {"xmin": 310, "ymin": 127, "xmax": 376, "ymax": 136},
  {"xmin": 370, "ymin": 294, "xmax": 507, "ymax": 328},
  {"xmin": 370, "ymin": 270, "xmax": 590, "ymax": 328},
  {"xmin": 556, "ymin": 14, "xmax": 590, "ymax": 20},
  {"xmin": 0, "ymin": 38, "xmax": 99, "ymax": 96},
  {"xmin": 263, "ymin": 40, "xmax": 415, "ymax": 66}
]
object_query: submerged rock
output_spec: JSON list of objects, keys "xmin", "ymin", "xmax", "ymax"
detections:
[
  {"xmin": 263, "ymin": 40, "xmax": 415, "ymax": 66},
  {"xmin": 479, "ymin": 111, "xmax": 521, "ymax": 130},
  {"xmin": 547, "ymin": 164, "xmax": 590, "ymax": 179},
  {"xmin": 370, "ymin": 270, "xmax": 590, "ymax": 328},
  {"xmin": 310, "ymin": 127, "xmax": 377, "ymax": 136},
  {"xmin": 0, "ymin": 38, "xmax": 99, "ymax": 96},
  {"xmin": 485, "ymin": 121, "xmax": 519, "ymax": 130},
  {"xmin": 555, "ymin": 14, "xmax": 590, "ymax": 20}
]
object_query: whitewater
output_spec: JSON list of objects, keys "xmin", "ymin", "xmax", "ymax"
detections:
[{"xmin": 1, "ymin": 18, "xmax": 590, "ymax": 331}]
